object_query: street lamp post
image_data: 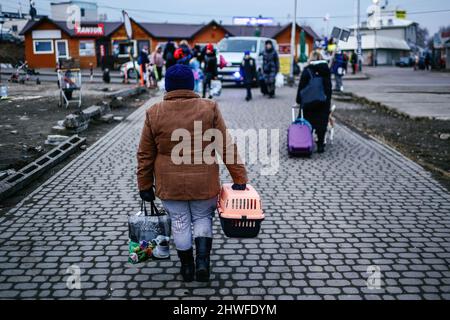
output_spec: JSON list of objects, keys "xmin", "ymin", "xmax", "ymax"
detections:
[
  {"xmin": 367, "ymin": 0, "xmax": 381, "ymax": 67},
  {"xmin": 0, "ymin": 18, "xmax": 4, "ymax": 84},
  {"xmin": 356, "ymin": 0, "xmax": 362, "ymax": 71},
  {"xmin": 288, "ymin": 0, "xmax": 297, "ymax": 86}
]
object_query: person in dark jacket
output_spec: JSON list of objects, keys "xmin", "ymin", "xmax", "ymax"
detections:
[
  {"xmin": 331, "ymin": 50, "xmax": 346, "ymax": 92},
  {"xmin": 350, "ymin": 51, "xmax": 358, "ymax": 74},
  {"xmin": 175, "ymin": 40, "xmax": 192, "ymax": 65},
  {"xmin": 262, "ymin": 40, "xmax": 279, "ymax": 98},
  {"xmin": 240, "ymin": 51, "xmax": 257, "ymax": 101},
  {"xmin": 202, "ymin": 43, "xmax": 218, "ymax": 99},
  {"xmin": 138, "ymin": 46, "xmax": 150, "ymax": 84},
  {"xmin": 296, "ymin": 50, "xmax": 332, "ymax": 153},
  {"xmin": 163, "ymin": 40, "xmax": 177, "ymax": 70}
]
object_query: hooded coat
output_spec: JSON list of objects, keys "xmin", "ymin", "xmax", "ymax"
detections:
[
  {"xmin": 296, "ymin": 60, "xmax": 332, "ymax": 132},
  {"xmin": 262, "ymin": 48, "xmax": 279, "ymax": 84}
]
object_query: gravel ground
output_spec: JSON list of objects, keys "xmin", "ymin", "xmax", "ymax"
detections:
[
  {"xmin": 334, "ymin": 99, "xmax": 450, "ymax": 192},
  {"xmin": 0, "ymin": 85, "xmax": 156, "ymax": 213}
]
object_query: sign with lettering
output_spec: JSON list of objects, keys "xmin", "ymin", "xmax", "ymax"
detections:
[
  {"xmin": 232, "ymin": 17, "xmax": 274, "ymax": 26},
  {"xmin": 74, "ymin": 24, "xmax": 105, "ymax": 36},
  {"xmin": 395, "ymin": 10, "xmax": 407, "ymax": 19}
]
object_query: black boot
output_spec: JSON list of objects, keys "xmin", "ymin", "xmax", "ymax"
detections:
[
  {"xmin": 317, "ymin": 144, "xmax": 325, "ymax": 153},
  {"xmin": 177, "ymin": 248, "xmax": 195, "ymax": 282},
  {"xmin": 195, "ymin": 237, "xmax": 212, "ymax": 282}
]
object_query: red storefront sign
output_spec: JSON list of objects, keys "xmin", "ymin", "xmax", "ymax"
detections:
[
  {"xmin": 74, "ymin": 24, "xmax": 105, "ymax": 36},
  {"xmin": 278, "ymin": 44, "xmax": 291, "ymax": 55}
]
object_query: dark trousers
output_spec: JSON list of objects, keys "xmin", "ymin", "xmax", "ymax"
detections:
[
  {"xmin": 315, "ymin": 128, "xmax": 327, "ymax": 147},
  {"xmin": 156, "ymin": 66, "xmax": 163, "ymax": 80},
  {"xmin": 300, "ymin": 105, "xmax": 330, "ymax": 147},
  {"xmin": 202, "ymin": 73, "xmax": 213, "ymax": 98},
  {"xmin": 245, "ymin": 82, "xmax": 252, "ymax": 99},
  {"xmin": 265, "ymin": 80, "xmax": 275, "ymax": 97}
]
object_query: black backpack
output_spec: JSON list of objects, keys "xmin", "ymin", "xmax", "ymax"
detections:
[{"xmin": 299, "ymin": 68, "xmax": 327, "ymax": 108}]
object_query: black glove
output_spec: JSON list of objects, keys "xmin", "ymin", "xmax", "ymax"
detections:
[
  {"xmin": 139, "ymin": 189, "xmax": 155, "ymax": 202},
  {"xmin": 231, "ymin": 183, "xmax": 246, "ymax": 191}
]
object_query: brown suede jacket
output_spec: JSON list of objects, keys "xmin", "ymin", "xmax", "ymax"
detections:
[{"xmin": 137, "ymin": 90, "xmax": 248, "ymax": 200}]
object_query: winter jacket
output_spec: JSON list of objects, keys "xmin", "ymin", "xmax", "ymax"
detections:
[
  {"xmin": 240, "ymin": 57, "xmax": 257, "ymax": 84},
  {"xmin": 137, "ymin": 90, "xmax": 247, "ymax": 200},
  {"xmin": 262, "ymin": 48, "xmax": 279, "ymax": 81},
  {"xmin": 138, "ymin": 50, "xmax": 150, "ymax": 66},
  {"xmin": 163, "ymin": 42, "xmax": 176, "ymax": 69},
  {"xmin": 296, "ymin": 61, "xmax": 332, "ymax": 131},
  {"xmin": 331, "ymin": 53, "xmax": 346, "ymax": 75},
  {"xmin": 350, "ymin": 52, "xmax": 358, "ymax": 65},
  {"xmin": 176, "ymin": 44, "xmax": 193, "ymax": 65},
  {"xmin": 203, "ymin": 53, "xmax": 218, "ymax": 77},
  {"xmin": 151, "ymin": 51, "xmax": 164, "ymax": 67}
]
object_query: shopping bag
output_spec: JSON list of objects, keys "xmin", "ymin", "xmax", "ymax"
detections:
[
  {"xmin": 275, "ymin": 73, "xmax": 284, "ymax": 88},
  {"xmin": 157, "ymin": 79, "xmax": 165, "ymax": 91},
  {"xmin": 210, "ymin": 80, "xmax": 222, "ymax": 96},
  {"xmin": 128, "ymin": 200, "xmax": 171, "ymax": 263}
]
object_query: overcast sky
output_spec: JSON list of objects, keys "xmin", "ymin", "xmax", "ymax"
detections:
[{"xmin": 1, "ymin": 0, "xmax": 449, "ymax": 35}]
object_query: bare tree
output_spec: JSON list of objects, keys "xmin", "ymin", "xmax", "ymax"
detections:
[{"xmin": 416, "ymin": 26, "xmax": 429, "ymax": 48}]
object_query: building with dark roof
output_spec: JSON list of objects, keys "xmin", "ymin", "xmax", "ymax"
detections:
[{"xmin": 20, "ymin": 17, "xmax": 319, "ymax": 69}]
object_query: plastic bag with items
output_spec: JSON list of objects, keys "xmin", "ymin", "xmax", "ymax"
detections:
[
  {"xmin": 128, "ymin": 201, "xmax": 171, "ymax": 263},
  {"xmin": 210, "ymin": 80, "xmax": 222, "ymax": 97}
]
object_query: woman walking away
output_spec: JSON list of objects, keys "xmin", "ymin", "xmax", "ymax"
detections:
[
  {"xmin": 240, "ymin": 50, "xmax": 257, "ymax": 101},
  {"xmin": 296, "ymin": 50, "xmax": 332, "ymax": 154},
  {"xmin": 262, "ymin": 40, "xmax": 279, "ymax": 98},
  {"xmin": 151, "ymin": 45, "xmax": 165, "ymax": 81},
  {"xmin": 137, "ymin": 64, "xmax": 248, "ymax": 282},
  {"xmin": 202, "ymin": 43, "xmax": 218, "ymax": 99},
  {"xmin": 163, "ymin": 40, "xmax": 177, "ymax": 71}
]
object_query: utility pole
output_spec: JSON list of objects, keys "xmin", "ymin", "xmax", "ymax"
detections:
[
  {"xmin": 356, "ymin": 0, "xmax": 362, "ymax": 71},
  {"xmin": 367, "ymin": 0, "xmax": 381, "ymax": 67},
  {"xmin": 288, "ymin": 0, "xmax": 297, "ymax": 86}
]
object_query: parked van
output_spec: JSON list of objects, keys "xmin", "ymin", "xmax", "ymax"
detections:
[{"xmin": 217, "ymin": 36, "xmax": 278, "ymax": 84}]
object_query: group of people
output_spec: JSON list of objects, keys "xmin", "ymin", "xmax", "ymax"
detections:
[
  {"xmin": 413, "ymin": 52, "xmax": 432, "ymax": 71},
  {"xmin": 137, "ymin": 40, "xmax": 221, "ymax": 98},
  {"xmin": 136, "ymin": 39, "xmax": 282, "ymax": 102},
  {"xmin": 239, "ymin": 39, "xmax": 280, "ymax": 101}
]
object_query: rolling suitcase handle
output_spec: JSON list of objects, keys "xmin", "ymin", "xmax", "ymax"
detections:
[{"xmin": 292, "ymin": 105, "xmax": 303, "ymax": 122}]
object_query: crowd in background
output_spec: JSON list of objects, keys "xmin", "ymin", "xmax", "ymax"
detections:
[{"xmin": 136, "ymin": 40, "xmax": 224, "ymax": 98}]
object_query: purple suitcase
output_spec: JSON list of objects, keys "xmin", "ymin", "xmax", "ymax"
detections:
[{"xmin": 288, "ymin": 106, "xmax": 314, "ymax": 156}]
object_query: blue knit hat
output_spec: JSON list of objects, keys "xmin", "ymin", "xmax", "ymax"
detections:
[
  {"xmin": 165, "ymin": 64, "xmax": 194, "ymax": 92},
  {"xmin": 244, "ymin": 50, "xmax": 250, "ymax": 56}
]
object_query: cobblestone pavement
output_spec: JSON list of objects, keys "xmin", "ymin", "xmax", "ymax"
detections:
[{"xmin": 0, "ymin": 86, "xmax": 449, "ymax": 300}]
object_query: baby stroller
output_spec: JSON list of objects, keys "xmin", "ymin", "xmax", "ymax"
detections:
[{"xmin": 57, "ymin": 68, "xmax": 82, "ymax": 109}]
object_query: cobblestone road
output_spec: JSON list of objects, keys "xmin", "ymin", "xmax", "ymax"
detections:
[{"xmin": 0, "ymin": 86, "xmax": 449, "ymax": 300}]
